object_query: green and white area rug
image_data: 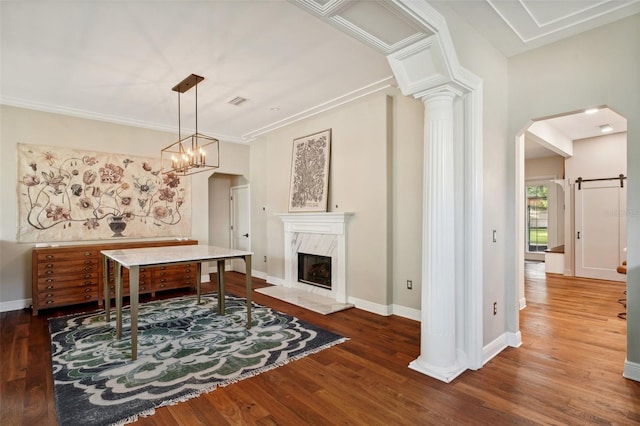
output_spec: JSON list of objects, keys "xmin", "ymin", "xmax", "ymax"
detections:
[{"xmin": 49, "ymin": 294, "xmax": 346, "ymax": 426}]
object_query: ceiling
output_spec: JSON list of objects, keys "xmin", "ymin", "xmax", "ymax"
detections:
[
  {"xmin": 1, "ymin": 1, "xmax": 638, "ymax": 143},
  {"xmin": 525, "ymin": 107, "xmax": 628, "ymax": 159},
  {"xmin": 430, "ymin": 0, "xmax": 640, "ymax": 58}
]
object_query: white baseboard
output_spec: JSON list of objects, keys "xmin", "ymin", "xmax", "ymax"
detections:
[
  {"xmin": 519, "ymin": 297, "xmax": 527, "ymax": 310},
  {"xmin": 266, "ymin": 275, "xmax": 286, "ymax": 286},
  {"xmin": 251, "ymin": 270, "xmax": 268, "ymax": 281},
  {"xmin": 392, "ymin": 304, "xmax": 421, "ymax": 321},
  {"xmin": 483, "ymin": 331, "xmax": 522, "ymax": 365},
  {"xmin": 262, "ymin": 278, "xmax": 418, "ymax": 320},
  {"xmin": 348, "ymin": 296, "xmax": 391, "ymax": 316},
  {"xmin": 623, "ymin": 359, "xmax": 640, "ymax": 382},
  {"xmin": 507, "ymin": 331, "xmax": 522, "ymax": 348},
  {"xmin": 0, "ymin": 298, "xmax": 31, "ymax": 313},
  {"xmin": 483, "ymin": 333, "xmax": 508, "ymax": 365}
]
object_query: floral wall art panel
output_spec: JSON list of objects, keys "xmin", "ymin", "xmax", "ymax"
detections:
[
  {"xmin": 288, "ymin": 129, "xmax": 331, "ymax": 212},
  {"xmin": 17, "ymin": 143, "xmax": 191, "ymax": 242}
]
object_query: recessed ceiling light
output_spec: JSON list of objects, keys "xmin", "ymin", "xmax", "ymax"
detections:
[
  {"xmin": 585, "ymin": 108, "xmax": 599, "ymax": 114},
  {"xmin": 599, "ymin": 124, "xmax": 613, "ymax": 133}
]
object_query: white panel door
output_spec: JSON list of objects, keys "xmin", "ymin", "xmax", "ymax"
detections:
[
  {"xmin": 230, "ymin": 185, "xmax": 251, "ymax": 273},
  {"xmin": 575, "ymin": 180, "xmax": 626, "ymax": 281}
]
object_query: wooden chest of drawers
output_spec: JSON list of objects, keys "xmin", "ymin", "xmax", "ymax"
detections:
[
  {"xmin": 104, "ymin": 263, "xmax": 197, "ymax": 299},
  {"xmin": 32, "ymin": 239, "xmax": 197, "ymax": 315}
]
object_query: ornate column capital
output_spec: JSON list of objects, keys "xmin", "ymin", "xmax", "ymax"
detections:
[{"xmin": 416, "ymin": 84, "xmax": 464, "ymax": 103}]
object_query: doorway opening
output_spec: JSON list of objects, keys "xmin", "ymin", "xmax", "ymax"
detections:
[
  {"xmin": 208, "ymin": 173, "xmax": 250, "ymax": 274},
  {"xmin": 516, "ymin": 105, "xmax": 627, "ymax": 321}
]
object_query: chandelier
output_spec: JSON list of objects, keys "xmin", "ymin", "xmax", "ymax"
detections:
[{"xmin": 161, "ymin": 74, "xmax": 219, "ymax": 175}]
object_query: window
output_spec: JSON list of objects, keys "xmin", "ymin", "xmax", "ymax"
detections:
[{"xmin": 527, "ymin": 184, "xmax": 548, "ymax": 252}]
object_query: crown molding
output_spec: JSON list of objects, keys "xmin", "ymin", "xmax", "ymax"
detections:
[
  {"xmin": 241, "ymin": 76, "xmax": 396, "ymax": 140},
  {"xmin": 0, "ymin": 96, "xmax": 249, "ymax": 145},
  {"xmin": 487, "ymin": 0, "xmax": 640, "ymax": 43},
  {"xmin": 2, "ymin": 77, "xmax": 396, "ymax": 144}
]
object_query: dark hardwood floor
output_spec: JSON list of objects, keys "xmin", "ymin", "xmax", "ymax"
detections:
[{"xmin": 2, "ymin": 264, "xmax": 638, "ymax": 425}]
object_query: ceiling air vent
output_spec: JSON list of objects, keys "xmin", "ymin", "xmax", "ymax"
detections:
[{"xmin": 227, "ymin": 96, "xmax": 248, "ymax": 106}]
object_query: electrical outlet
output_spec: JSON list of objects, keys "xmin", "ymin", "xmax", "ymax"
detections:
[
  {"xmin": 407, "ymin": 280, "xmax": 413, "ymax": 290},
  {"xmin": 493, "ymin": 302, "xmax": 497, "ymax": 315},
  {"xmin": 263, "ymin": 256, "xmax": 267, "ymax": 262}
]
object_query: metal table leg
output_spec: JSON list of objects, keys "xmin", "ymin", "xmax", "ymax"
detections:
[
  {"xmin": 103, "ymin": 256, "xmax": 111, "ymax": 321},
  {"xmin": 129, "ymin": 265, "xmax": 139, "ymax": 361},
  {"xmin": 217, "ymin": 259, "xmax": 225, "ymax": 315},
  {"xmin": 245, "ymin": 254, "xmax": 252, "ymax": 328}
]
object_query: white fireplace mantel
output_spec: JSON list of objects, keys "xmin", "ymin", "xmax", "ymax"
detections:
[
  {"xmin": 275, "ymin": 212, "xmax": 353, "ymax": 303},
  {"xmin": 276, "ymin": 212, "xmax": 353, "ymax": 233}
]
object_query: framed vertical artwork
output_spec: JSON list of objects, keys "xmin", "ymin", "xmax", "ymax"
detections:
[{"xmin": 288, "ymin": 129, "xmax": 331, "ymax": 212}]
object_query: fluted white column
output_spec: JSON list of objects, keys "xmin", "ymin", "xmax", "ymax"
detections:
[{"xmin": 409, "ymin": 85, "xmax": 466, "ymax": 382}]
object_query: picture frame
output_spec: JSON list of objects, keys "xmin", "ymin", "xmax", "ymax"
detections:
[{"xmin": 288, "ymin": 129, "xmax": 331, "ymax": 212}]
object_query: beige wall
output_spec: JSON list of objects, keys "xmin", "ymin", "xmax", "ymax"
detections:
[
  {"xmin": 565, "ymin": 133, "xmax": 627, "ymax": 181},
  {"xmin": 391, "ymin": 94, "xmax": 424, "ymax": 310},
  {"xmin": 209, "ymin": 175, "xmax": 233, "ymax": 248},
  {"xmin": 0, "ymin": 105, "xmax": 249, "ymax": 307},
  {"xmin": 250, "ymin": 89, "xmax": 424, "ymax": 311},
  {"xmin": 525, "ymin": 155, "xmax": 564, "ymax": 179},
  {"xmin": 250, "ymin": 139, "xmax": 269, "ymax": 277}
]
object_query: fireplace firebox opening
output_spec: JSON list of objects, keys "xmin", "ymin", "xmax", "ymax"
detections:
[{"xmin": 298, "ymin": 252, "xmax": 332, "ymax": 289}]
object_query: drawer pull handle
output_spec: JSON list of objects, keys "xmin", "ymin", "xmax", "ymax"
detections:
[
  {"xmin": 84, "ymin": 252, "xmax": 92, "ymax": 256},
  {"xmin": 84, "ymin": 288, "xmax": 91, "ymax": 293},
  {"xmin": 46, "ymin": 285, "xmax": 53, "ymax": 290},
  {"xmin": 84, "ymin": 274, "xmax": 91, "ymax": 279},
  {"xmin": 46, "ymin": 279, "xmax": 53, "ymax": 282},
  {"xmin": 84, "ymin": 267, "xmax": 92, "ymax": 271},
  {"xmin": 159, "ymin": 283, "xmax": 166, "ymax": 288},
  {"xmin": 45, "ymin": 270, "xmax": 54, "ymax": 275},
  {"xmin": 84, "ymin": 295, "xmax": 91, "ymax": 299},
  {"xmin": 46, "ymin": 300, "xmax": 54, "ymax": 304},
  {"xmin": 46, "ymin": 293, "xmax": 53, "ymax": 298},
  {"xmin": 84, "ymin": 281, "xmax": 92, "ymax": 285},
  {"xmin": 46, "ymin": 255, "xmax": 53, "ymax": 259},
  {"xmin": 46, "ymin": 263, "xmax": 53, "ymax": 268},
  {"xmin": 85, "ymin": 260, "xmax": 92, "ymax": 265}
]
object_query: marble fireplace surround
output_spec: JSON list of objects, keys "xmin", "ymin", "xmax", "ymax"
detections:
[{"xmin": 275, "ymin": 212, "xmax": 353, "ymax": 303}]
